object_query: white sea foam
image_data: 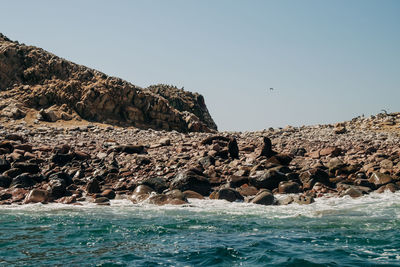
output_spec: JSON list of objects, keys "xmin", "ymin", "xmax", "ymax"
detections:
[{"xmin": 1, "ymin": 191, "xmax": 400, "ymax": 219}]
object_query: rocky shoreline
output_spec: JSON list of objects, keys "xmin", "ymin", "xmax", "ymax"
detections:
[
  {"xmin": 1, "ymin": 112, "xmax": 400, "ymax": 207},
  {"xmin": 1, "ymin": 33, "xmax": 400, "ymax": 207}
]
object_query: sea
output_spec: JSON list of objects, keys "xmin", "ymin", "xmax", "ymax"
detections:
[{"xmin": 1, "ymin": 192, "xmax": 400, "ymax": 267}]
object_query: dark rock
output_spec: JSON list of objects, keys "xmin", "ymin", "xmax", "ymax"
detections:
[
  {"xmin": 251, "ymin": 189, "xmax": 275, "ymax": 205},
  {"xmin": 267, "ymin": 154, "xmax": 293, "ymax": 166},
  {"xmin": 249, "ymin": 169, "xmax": 287, "ymax": 190},
  {"xmin": 0, "ymin": 148, "xmax": 9, "ymax": 155},
  {"xmin": 215, "ymin": 149, "xmax": 229, "ymax": 159},
  {"xmin": 228, "ymin": 138, "xmax": 239, "ymax": 159},
  {"xmin": 51, "ymin": 153, "xmax": 74, "ymax": 165},
  {"xmin": 49, "ymin": 179, "xmax": 67, "ymax": 199},
  {"xmin": 299, "ymin": 168, "xmax": 330, "ymax": 190},
  {"xmin": 170, "ymin": 170, "xmax": 211, "ymax": 196},
  {"xmin": 0, "ymin": 157, "xmax": 11, "ymax": 173},
  {"xmin": 0, "ymin": 192, "xmax": 12, "ymax": 201},
  {"xmin": 212, "ymin": 188, "xmax": 244, "ymax": 202},
  {"xmin": 49, "ymin": 172, "xmax": 72, "ymax": 186},
  {"xmin": 140, "ymin": 177, "xmax": 168, "ymax": 193},
  {"xmin": 86, "ymin": 179, "xmax": 101, "ymax": 194},
  {"xmin": 228, "ymin": 175, "xmax": 249, "ymax": 188},
  {"xmin": 278, "ymin": 181, "xmax": 301, "ymax": 194},
  {"xmin": 334, "ymin": 126, "xmax": 346, "ymax": 134},
  {"xmin": 73, "ymin": 151, "xmax": 90, "ymax": 160},
  {"xmin": 12, "ymin": 162, "xmax": 40, "ymax": 174},
  {"xmin": 114, "ymin": 145, "xmax": 144, "ymax": 154},
  {"xmin": 3, "ymin": 168, "xmax": 22, "ymax": 178},
  {"xmin": 101, "ymin": 189, "xmax": 116, "ymax": 199},
  {"xmin": 53, "ymin": 144, "xmax": 71, "ymax": 154},
  {"xmin": 11, "ymin": 173, "xmax": 37, "ymax": 188},
  {"xmin": 0, "ymin": 175, "xmax": 12, "ymax": 188},
  {"xmin": 0, "ymin": 141, "xmax": 14, "ymax": 153},
  {"xmin": 354, "ymin": 179, "xmax": 376, "ymax": 189},
  {"xmin": 199, "ymin": 156, "xmax": 215, "ymax": 169},
  {"xmin": 136, "ymin": 156, "xmax": 151, "ymax": 165}
]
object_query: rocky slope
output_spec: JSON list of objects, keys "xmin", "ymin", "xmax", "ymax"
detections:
[
  {"xmin": 0, "ymin": 33, "xmax": 217, "ymax": 132},
  {"xmin": 0, "ymin": 111, "xmax": 400, "ymax": 206}
]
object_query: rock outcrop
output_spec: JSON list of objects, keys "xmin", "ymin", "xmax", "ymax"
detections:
[{"xmin": 0, "ymin": 33, "xmax": 217, "ymax": 132}]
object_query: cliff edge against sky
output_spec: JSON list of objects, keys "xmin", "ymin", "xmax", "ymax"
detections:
[{"xmin": 0, "ymin": 33, "xmax": 217, "ymax": 132}]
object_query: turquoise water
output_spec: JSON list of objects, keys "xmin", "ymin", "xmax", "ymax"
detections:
[{"xmin": 1, "ymin": 193, "xmax": 400, "ymax": 266}]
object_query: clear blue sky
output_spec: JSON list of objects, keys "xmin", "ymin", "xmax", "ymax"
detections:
[{"xmin": 1, "ymin": 0, "xmax": 399, "ymax": 131}]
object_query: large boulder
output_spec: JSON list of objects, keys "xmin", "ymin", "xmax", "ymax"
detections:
[
  {"xmin": 368, "ymin": 172, "xmax": 393, "ymax": 187},
  {"xmin": 251, "ymin": 189, "xmax": 275, "ymax": 205},
  {"xmin": 326, "ymin": 158, "xmax": 346, "ymax": 173},
  {"xmin": 48, "ymin": 172, "xmax": 72, "ymax": 199},
  {"xmin": 101, "ymin": 189, "xmax": 116, "ymax": 199},
  {"xmin": 49, "ymin": 179, "xmax": 67, "ymax": 199},
  {"xmin": 210, "ymin": 188, "xmax": 244, "ymax": 202},
  {"xmin": 130, "ymin": 185, "xmax": 155, "ymax": 203},
  {"xmin": 140, "ymin": 177, "xmax": 168, "ymax": 193},
  {"xmin": 299, "ymin": 168, "xmax": 330, "ymax": 190},
  {"xmin": 86, "ymin": 178, "xmax": 101, "ymax": 194},
  {"xmin": 278, "ymin": 181, "xmax": 301, "ymax": 194},
  {"xmin": 170, "ymin": 170, "xmax": 211, "ymax": 196},
  {"xmin": 249, "ymin": 169, "xmax": 287, "ymax": 190}
]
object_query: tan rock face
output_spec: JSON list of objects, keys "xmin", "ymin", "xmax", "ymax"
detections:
[{"xmin": 0, "ymin": 33, "xmax": 217, "ymax": 132}]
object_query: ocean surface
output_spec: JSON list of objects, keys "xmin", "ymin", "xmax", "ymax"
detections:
[{"xmin": 1, "ymin": 192, "xmax": 400, "ymax": 267}]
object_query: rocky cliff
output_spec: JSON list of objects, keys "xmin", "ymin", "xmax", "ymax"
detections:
[{"xmin": 0, "ymin": 33, "xmax": 217, "ymax": 132}]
